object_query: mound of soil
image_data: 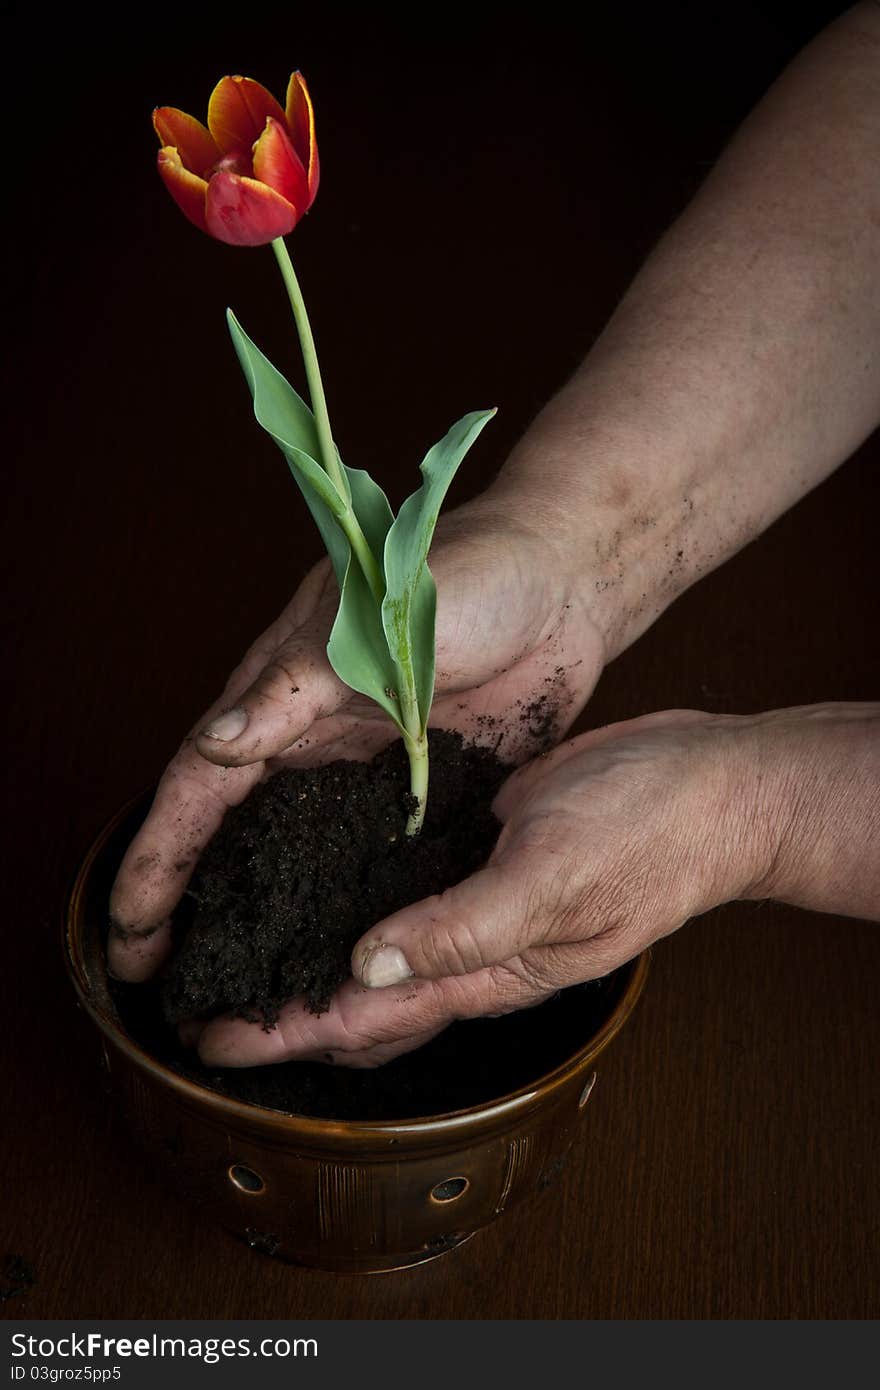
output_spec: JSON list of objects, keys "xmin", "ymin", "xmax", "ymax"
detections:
[
  {"xmin": 160, "ymin": 730, "xmax": 507, "ymax": 1026},
  {"xmin": 109, "ymin": 730, "xmax": 624, "ymax": 1121}
]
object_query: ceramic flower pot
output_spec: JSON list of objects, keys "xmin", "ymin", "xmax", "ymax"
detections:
[{"xmin": 64, "ymin": 794, "xmax": 649, "ymax": 1273}]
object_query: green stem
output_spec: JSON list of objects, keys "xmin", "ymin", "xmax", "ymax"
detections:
[
  {"xmin": 404, "ymin": 732, "xmax": 429, "ymax": 836},
  {"xmin": 271, "ymin": 236, "xmax": 384, "ymax": 604},
  {"xmin": 399, "ymin": 682, "xmax": 428, "ymax": 835}
]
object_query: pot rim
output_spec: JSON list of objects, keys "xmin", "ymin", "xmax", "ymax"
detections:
[{"xmin": 64, "ymin": 791, "xmax": 649, "ymax": 1140}]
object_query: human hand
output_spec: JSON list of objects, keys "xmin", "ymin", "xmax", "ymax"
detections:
[
  {"xmin": 108, "ymin": 494, "xmax": 606, "ymax": 981},
  {"xmin": 195, "ymin": 702, "xmax": 880, "ymax": 1068}
]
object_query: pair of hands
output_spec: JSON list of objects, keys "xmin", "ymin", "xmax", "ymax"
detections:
[
  {"xmin": 107, "ymin": 3, "xmax": 880, "ymax": 1068},
  {"xmin": 108, "ymin": 497, "xmax": 777, "ymax": 1067}
]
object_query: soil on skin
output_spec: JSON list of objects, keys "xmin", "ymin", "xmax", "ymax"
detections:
[{"xmin": 110, "ymin": 728, "xmax": 624, "ymax": 1121}]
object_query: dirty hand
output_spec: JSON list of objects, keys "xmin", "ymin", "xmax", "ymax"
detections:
[
  {"xmin": 196, "ymin": 703, "xmax": 880, "ymax": 1068},
  {"xmin": 108, "ymin": 495, "xmax": 605, "ymax": 982}
]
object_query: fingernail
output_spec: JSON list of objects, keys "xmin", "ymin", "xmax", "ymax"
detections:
[
  {"xmin": 200, "ymin": 707, "xmax": 248, "ymax": 742},
  {"xmin": 361, "ymin": 944, "xmax": 413, "ymax": 989}
]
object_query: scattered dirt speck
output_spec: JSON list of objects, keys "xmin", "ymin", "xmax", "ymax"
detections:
[{"xmin": 0, "ymin": 1254, "xmax": 35, "ymax": 1303}]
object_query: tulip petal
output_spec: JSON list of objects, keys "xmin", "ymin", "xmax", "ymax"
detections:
[
  {"xmin": 157, "ymin": 147, "xmax": 209, "ymax": 234},
  {"xmin": 153, "ymin": 107, "xmax": 220, "ymax": 177},
  {"xmin": 207, "ymin": 75, "xmax": 286, "ymax": 154},
  {"xmin": 252, "ymin": 118, "xmax": 309, "ymax": 213},
  {"xmin": 285, "ymin": 71, "xmax": 319, "ymax": 206},
  {"xmin": 204, "ymin": 171, "xmax": 298, "ymax": 246}
]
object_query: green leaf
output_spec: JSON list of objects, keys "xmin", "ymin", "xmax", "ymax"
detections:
[
  {"xmin": 326, "ymin": 465, "xmax": 401, "ymax": 728},
  {"xmin": 382, "ymin": 408, "xmax": 496, "ymax": 734},
  {"xmin": 227, "ymin": 310, "xmax": 350, "ymax": 585},
  {"xmin": 347, "ymin": 467, "xmax": 394, "ymax": 562},
  {"xmin": 227, "ymin": 311, "xmax": 351, "ymax": 521},
  {"xmin": 227, "ymin": 309, "xmax": 401, "ymax": 727},
  {"xmin": 326, "ymin": 558, "xmax": 403, "ymax": 730}
]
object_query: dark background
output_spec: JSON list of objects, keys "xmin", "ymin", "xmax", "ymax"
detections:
[{"xmin": 3, "ymin": 1, "xmax": 878, "ymax": 1318}]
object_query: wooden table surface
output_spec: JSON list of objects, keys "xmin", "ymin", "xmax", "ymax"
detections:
[{"xmin": 4, "ymin": 4, "xmax": 877, "ymax": 1319}]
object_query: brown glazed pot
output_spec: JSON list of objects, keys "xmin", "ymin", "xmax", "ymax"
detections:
[{"xmin": 64, "ymin": 795, "xmax": 649, "ymax": 1273}]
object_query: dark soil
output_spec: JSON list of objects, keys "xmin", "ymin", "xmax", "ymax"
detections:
[
  {"xmin": 108, "ymin": 730, "xmax": 626, "ymax": 1121},
  {"xmin": 160, "ymin": 730, "xmax": 506, "ymax": 1025}
]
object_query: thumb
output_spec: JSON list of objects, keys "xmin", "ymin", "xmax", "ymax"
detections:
[
  {"xmin": 351, "ymin": 853, "xmax": 545, "ymax": 988},
  {"xmin": 195, "ymin": 624, "xmax": 350, "ymax": 766}
]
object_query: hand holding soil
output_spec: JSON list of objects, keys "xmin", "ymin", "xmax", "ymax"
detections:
[
  {"xmin": 190, "ymin": 703, "xmax": 880, "ymax": 1068},
  {"xmin": 108, "ymin": 500, "xmax": 606, "ymax": 984},
  {"xmin": 110, "ymin": 5, "xmax": 880, "ymax": 1068}
]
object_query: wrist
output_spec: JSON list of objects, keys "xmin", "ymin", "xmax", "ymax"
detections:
[
  {"xmin": 666, "ymin": 715, "xmax": 784, "ymax": 914},
  {"xmin": 732, "ymin": 704, "xmax": 880, "ymax": 919},
  {"xmin": 486, "ymin": 368, "xmax": 708, "ymax": 660}
]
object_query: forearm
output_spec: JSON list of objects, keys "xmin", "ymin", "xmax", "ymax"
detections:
[{"xmin": 490, "ymin": 4, "xmax": 880, "ymax": 659}]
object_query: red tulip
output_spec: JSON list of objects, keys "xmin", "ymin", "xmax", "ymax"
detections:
[{"xmin": 154, "ymin": 73, "xmax": 319, "ymax": 246}]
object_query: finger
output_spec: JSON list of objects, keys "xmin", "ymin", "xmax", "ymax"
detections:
[
  {"xmin": 197, "ymin": 964, "xmax": 553, "ymax": 1069},
  {"xmin": 258, "ymin": 706, "xmax": 401, "ymax": 768},
  {"xmin": 194, "ymin": 616, "xmax": 351, "ymax": 767},
  {"xmin": 197, "ymin": 977, "xmax": 444, "ymax": 1067},
  {"xmin": 349, "ymin": 850, "xmax": 553, "ymax": 989},
  {"xmin": 108, "ymin": 754, "xmax": 261, "ymax": 978},
  {"xmin": 106, "ymin": 918, "xmax": 174, "ymax": 983},
  {"xmin": 316, "ymin": 1031, "xmax": 443, "ymax": 1069}
]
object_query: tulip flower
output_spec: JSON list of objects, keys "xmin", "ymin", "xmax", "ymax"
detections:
[{"xmin": 154, "ymin": 72, "xmax": 319, "ymax": 246}]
